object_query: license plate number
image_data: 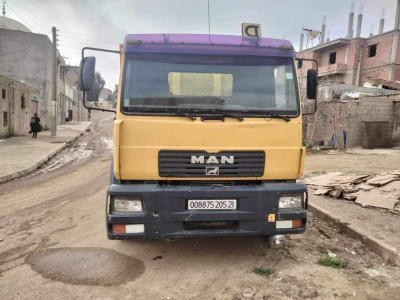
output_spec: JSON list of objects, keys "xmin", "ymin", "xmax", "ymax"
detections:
[{"xmin": 187, "ymin": 199, "xmax": 237, "ymax": 210}]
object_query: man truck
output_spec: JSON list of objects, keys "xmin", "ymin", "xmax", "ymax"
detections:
[{"xmin": 78, "ymin": 33, "xmax": 317, "ymax": 240}]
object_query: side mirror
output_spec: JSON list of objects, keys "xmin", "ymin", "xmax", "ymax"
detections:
[
  {"xmin": 78, "ymin": 57, "xmax": 96, "ymax": 91},
  {"xmin": 307, "ymin": 69, "xmax": 318, "ymax": 99}
]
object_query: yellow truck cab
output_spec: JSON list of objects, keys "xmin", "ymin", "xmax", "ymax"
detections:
[{"xmin": 79, "ymin": 33, "xmax": 317, "ymax": 239}]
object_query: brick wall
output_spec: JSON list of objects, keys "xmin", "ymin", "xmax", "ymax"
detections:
[
  {"xmin": 363, "ymin": 33, "xmax": 394, "ymax": 69},
  {"xmin": 297, "ymin": 31, "xmax": 400, "ymax": 86},
  {"xmin": 303, "ymin": 95, "xmax": 400, "ymax": 148}
]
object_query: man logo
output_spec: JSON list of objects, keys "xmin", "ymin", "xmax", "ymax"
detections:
[
  {"xmin": 191, "ymin": 155, "xmax": 234, "ymax": 164},
  {"xmin": 206, "ymin": 166, "xmax": 219, "ymax": 176}
]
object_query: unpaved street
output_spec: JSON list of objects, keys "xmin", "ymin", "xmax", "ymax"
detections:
[
  {"xmin": 1, "ymin": 112, "xmax": 400, "ymax": 300},
  {"xmin": 305, "ymin": 148, "xmax": 400, "ymax": 175}
]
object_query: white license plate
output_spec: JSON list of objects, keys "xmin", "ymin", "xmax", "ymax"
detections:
[{"xmin": 187, "ymin": 199, "xmax": 237, "ymax": 210}]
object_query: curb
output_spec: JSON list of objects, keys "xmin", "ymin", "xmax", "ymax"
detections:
[
  {"xmin": 308, "ymin": 202, "xmax": 400, "ymax": 265},
  {"xmin": 0, "ymin": 133, "xmax": 83, "ymax": 184}
]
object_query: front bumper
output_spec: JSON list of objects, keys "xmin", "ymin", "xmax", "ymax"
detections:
[{"xmin": 106, "ymin": 182, "xmax": 307, "ymax": 240}]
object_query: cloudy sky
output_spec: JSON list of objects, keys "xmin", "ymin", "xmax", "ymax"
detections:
[{"xmin": 4, "ymin": 0, "xmax": 398, "ymax": 89}]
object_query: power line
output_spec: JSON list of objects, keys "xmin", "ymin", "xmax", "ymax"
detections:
[
  {"xmin": 57, "ymin": 39, "xmax": 119, "ymax": 52},
  {"xmin": 58, "ymin": 37, "xmax": 117, "ymax": 48},
  {"xmin": 58, "ymin": 29, "xmax": 122, "ymax": 41},
  {"xmin": 5, "ymin": 2, "xmax": 46, "ymax": 34},
  {"xmin": 8, "ymin": 0, "xmax": 49, "ymax": 32},
  {"xmin": 58, "ymin": 34, "xmax": 121, "ymax": 44},
  {"xmin": 13, "ymin": 0, "xmax": 50, "ymax": 29},
  {"xmin": 58, "ymin": 47, "xmax": 120, "ymax": 58},
  {"xmin": 59, "ymin": 48, "xmax": 120, "ymax": 58},
  {"xmin": 4, "ymin": 4, "xmax": 30, "ymax": 27},
  {"xmin": 58, "ymin": 43, "xmax": 119, "ymax": 52}
]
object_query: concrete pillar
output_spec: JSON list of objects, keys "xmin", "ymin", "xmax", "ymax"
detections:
[
  {"xmin": 379, "ymin": 18, "xmax": 385, "ymax": 34},
  {"xmin": 299, "ymin": 33, "xmax": 304, "ymax": 51},
  {"xmin": 356, "ymin": 13, "xmax": 363, "ymax": 38},
  {"xmin": 390, "ymin": 33, "xmax": 399, "ymax": 80},
  {"xmin": 379, "ymin": 9, "xmax": 385, "ymax": 34},
  {"xmin": 347, "ymin": 12, "xmax": 354, "ymax": 39},
  {"xmin": 355, "ymin": 45, "xmax": 364, "ymax": 86},
  {"xmin": 395, "ymin": 0, "xmax": 400, "ymax": 30},
  {"xmin": 320, "ymin": 15, "xmax": 326, "ymax": 44},
  {"xmin": 321, "ymin": 24, "xmax": 326, "ymax": 44},
  {"xmin": 347, "ymin": 2, "xmax": 355, "ymax": 39}
]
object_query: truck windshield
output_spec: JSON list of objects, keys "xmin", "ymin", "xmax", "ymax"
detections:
[{"xmin": 122, "ymin": 53, "xmax": 299, "ymax": 116}]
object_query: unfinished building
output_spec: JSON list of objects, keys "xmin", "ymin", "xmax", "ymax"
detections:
[{"xmin": 298, "ymin": 1, "xmax": 400, "ymax": 148}]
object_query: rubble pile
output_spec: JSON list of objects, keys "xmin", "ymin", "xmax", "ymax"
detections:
[{"xmin": 305, "ymin": 170, "xmax": 400, "ymax": 210}]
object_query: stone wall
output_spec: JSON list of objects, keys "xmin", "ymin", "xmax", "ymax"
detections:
[{"xmin": 303, "ymin": 95, "xmax": 400, "ymax": 149}]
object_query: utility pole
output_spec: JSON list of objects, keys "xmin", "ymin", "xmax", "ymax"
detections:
[{"xmin": 51, "ymin": 26, "xmax": 57, "ymax": 136}]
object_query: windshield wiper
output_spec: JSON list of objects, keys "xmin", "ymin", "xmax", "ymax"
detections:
[
  {"xmin": 216, "ymin": 111, "xmax": 243, "ymax": 121},
  {"xmin": 198, "ymin": 110, "xmax": 244, "ymax": 122},
  {"xmin": 171, "ymin": 111, "xmax": 196, "ymax": 121},
  {"xmin": 247, "ymin": 111, "xmax": 291, "ymax": 122}
]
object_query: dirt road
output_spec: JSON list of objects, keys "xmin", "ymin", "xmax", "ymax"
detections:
[
  {"xmin": 305, "ymin": 148, "xmax": 400, "ymax": 175},
  {"xmin": 1, "ymin": 112, "xmax": 399, "ymax": 299}
]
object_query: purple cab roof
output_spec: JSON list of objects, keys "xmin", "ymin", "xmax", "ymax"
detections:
[{"xmin": 123, "ymin": 34, "xmax": 295, "ymax": 57}]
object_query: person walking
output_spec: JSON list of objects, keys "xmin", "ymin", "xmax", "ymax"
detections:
[{"xmin": 31, "ymin": 113, "xmax": 41, "ymax": 138}]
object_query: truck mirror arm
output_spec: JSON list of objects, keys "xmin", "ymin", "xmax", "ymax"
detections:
[
  {"xmin": 295, "ymin": 58, "xmax": 318, "ymax": 115},
  {"xmin": 81, "ymin": 47, "xmax": 121, "ymax": 114}
]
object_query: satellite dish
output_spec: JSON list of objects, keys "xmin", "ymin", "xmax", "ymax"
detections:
[{"xmin": 310, "ymin": 30, "xmax": 321, "ymax": 38}]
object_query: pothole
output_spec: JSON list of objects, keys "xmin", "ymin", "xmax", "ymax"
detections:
[{"xmin": 26, "ymin": 247, "xmax": 145, "ymax": 286}]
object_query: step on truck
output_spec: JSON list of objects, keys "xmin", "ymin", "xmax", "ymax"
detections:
[{"xmin": 78, "ymin": 32, "xmax": 318, "ymax": 240}]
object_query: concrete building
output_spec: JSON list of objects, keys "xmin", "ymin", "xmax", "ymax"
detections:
[
  {"xmin": 0, "ymin": 16, "xmax": 84, "ymax": 133},
  {"xmin": 0, "ymin": 75, "xmax": 40, "ymax": 138},
  {"xmin": 61, "ymin": 66, "xmax": 85, "ymax": 122},
  {"xmin": 297, "ymin": 1, "xmax": 400, "ymax": 91},
  {"xmin": 99, "ymin": 88, "xmax": 112, "ymax": 101},
  {"xmin": 96, "ymin": 88, "xmax": 115, "ymax": 110}
]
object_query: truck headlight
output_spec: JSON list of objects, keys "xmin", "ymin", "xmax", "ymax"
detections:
[
  {"xmin": 113, "ymin": 198, "xmax": 142, "ymax": 212},
  {"xmin": 279, "ymin": 195, "xmax": 303, "ymax": 209}
]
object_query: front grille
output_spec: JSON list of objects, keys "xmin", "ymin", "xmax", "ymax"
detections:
[{"xmin": 159, "ymin": 151, "xmax": 265, "ymax": 177}]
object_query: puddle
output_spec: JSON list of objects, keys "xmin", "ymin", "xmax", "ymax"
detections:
[
  {"xmin": 37, "ymin": 143, "xmax": 93, "ymax": 173},
  {"xmin": 26, "ymin": 247, "xmax": 145, "ymax": 286}
]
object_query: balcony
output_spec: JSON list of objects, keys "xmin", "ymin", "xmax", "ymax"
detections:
[{"xmin": 318, "ymin": 63, "xmax": 348, "ymax": 76}]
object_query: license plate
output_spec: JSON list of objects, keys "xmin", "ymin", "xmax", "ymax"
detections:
[{"xmin": 187, "ymin": 199, "xmax": 237, "ymax": 210}]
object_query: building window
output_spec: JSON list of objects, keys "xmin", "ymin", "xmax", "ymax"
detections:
[
  {"xmin": 329, "ymin": 52, "xmax": 336, "ymax": 64},
  {"xmin": 3, "ymin": 112, "xmax": 7, "ymax": 127},
  {"xmin": 21, "ymin": 94, "xmax": 26, "ymax": 109},
  {"xmin": 1, "ymin": 89, "xmax": 5, "ymax": 99},
  {"xmin": 369, "ymin": 44, "xmax": 377, "ymax": 57}
]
